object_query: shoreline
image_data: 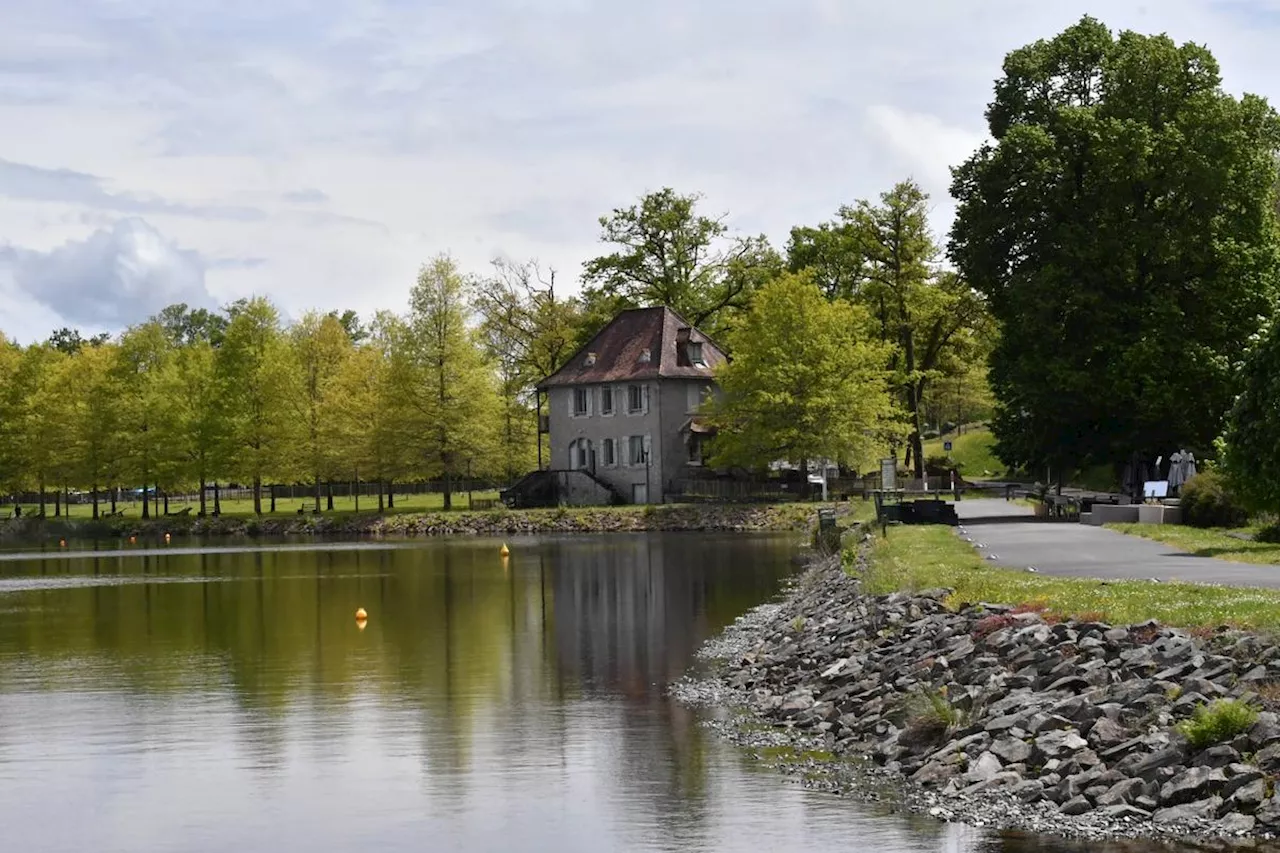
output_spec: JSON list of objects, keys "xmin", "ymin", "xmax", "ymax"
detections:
[
  {"xmin": 0, "ymin": 502, "xmax": 850, "ymax": 543},
  {"xmin": 673, "ymin": 533, "xmax": 1280, "ymax": 846}
]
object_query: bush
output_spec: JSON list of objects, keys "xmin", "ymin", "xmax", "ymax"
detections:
[
  {"xmin": 1180, "ymin": 471, "xmax": 1249, "ymax": 528},
  {"xmin": 1176, "ymin": 699, "xmax": 1257, "ymax": 750},
  {"xmin": 924, "ymin": 455, "xmax": 954, "ymax": 476}
]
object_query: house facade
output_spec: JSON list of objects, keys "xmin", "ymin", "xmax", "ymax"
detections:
[{"xmin": 536, "ymin": 307, "xmax": 726, "ymax": 504}]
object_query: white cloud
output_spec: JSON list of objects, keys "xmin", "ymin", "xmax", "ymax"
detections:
[{"xmin": 0, "ymin": 0, "xmax": 1278, "ymax": 339}]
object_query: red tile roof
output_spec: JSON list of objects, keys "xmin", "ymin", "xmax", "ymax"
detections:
[{"xmin": 537, "ymin": 306, "xmax": 726, "ymax": 389}]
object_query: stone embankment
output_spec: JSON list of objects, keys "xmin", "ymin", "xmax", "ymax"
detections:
[
  {"xmin": 677, "ymin": 545, "xmax": 1280, "ymax": 843},
  {"xmin": 0, "ymin": 502, "xmax": 837, "ymax": 542}
]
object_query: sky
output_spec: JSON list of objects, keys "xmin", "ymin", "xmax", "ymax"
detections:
[{"xmin": 1, "ymin": 0, "xmax": 1279, "ymax": 343}]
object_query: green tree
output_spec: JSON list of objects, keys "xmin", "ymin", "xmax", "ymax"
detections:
[
  {"xmin": 288, "ymin": 312, "xmax": 352, "ymax": 511},
  {"xmin": 154, "ymin": 303, "xmax": 228, "ymax": 346},
  {"xmin": 949, "ymin": 16, "xmax": 1280, "ymax": 483},
  {"xmin": 217, "ymin": 298, "xmax": 297, "ymax": 514},
  {"xmin": 1224, "ymin": 319, "xmax": 1280, "ymax": 511},
  {"xmin": 407, "ymin": 255, "xmax": 501, "ymax": 508},
  {"xmin": 789, "ymin": 181, "xmax": 991, "ymax": 476},
  {"xmin": 705, "ymin": 272, "xmax": 899, "ymax": 474},
  {"xmin": 160, "ymin": 338, "xmax": 228, "ymax": 516},
  {"xmin": 581, "ymin": 188, "xmax": 781, "ymax": 341},
  {"xmin": 69, "ymin": 343, "xmax": 125, "ymax": 518},
  {"xmin": 115, "ymin": 323, "xmax": 173, "ymax": 518}
]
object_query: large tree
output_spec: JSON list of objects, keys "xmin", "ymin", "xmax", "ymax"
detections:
[
  {"xmin": 950, "ymin": 16, "xmax": 1280, "ymax": 482},
  {"xmin": 288, "ymin": 312, "xmax": 352, "ymax": 511},
  {"xmin": 115, "ymin": 322, "xmax": 173, "ymax": 518},
  {"xmin": 580, "ymin": 188, "xmax": 781, "ymax": 341},
  {"xmin": 789, "ymin": 180, "xmax": 991, "ymax": 476},
  {"xmin": 705, "ymin": 272, "xmax": 899, "ymax": 474},
  {"xmin": 407, "ymin": 255, "xmax": 501, "ymax": 508}
]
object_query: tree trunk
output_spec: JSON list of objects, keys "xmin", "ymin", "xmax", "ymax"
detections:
[
  {"xmin": 214, "ymin": 482, "xmax": 221, "ymax": 516},
  {"xmin": 142, "ymin": 483, "xmax": 150, "ymax": 519},
  {"xmin": 315, "ymin": 475, "xmax": 322, "ymax": 513},
  {"xmin": 163, "ymin": 492, "xmax": 169, "ymax": 515},
  {"xmin": 39, "ymin": 477, "xmax": 46, "ymax": 517},
  {"xmin": 111, "ymin": 487, "xmax": 117, "ymax": 515},
  {"xmin": 269, "ymin": 485, "xmax": 276, "ymax": 514},
  {"xmin": 387, "ymin": 480, "xmax": 394, "ymax": 509},
  {"xmin": 443, "ymin": 463, "xmax": 452, "ymax": 511},
  {"xmin": 54, "ymin": 488, "xmax": 61, "ymax": 518},
  {"xmin": 354, "ymin": 472, "xmax": 360, "ymax": 514},
  {"xmin": 253, "ymin": 477, "xmax": 262, "ymax": 515},
  {"xmin": 378, "ymin": 479, "xmax": 385, "ymax": 513},
  {"xmin": 92, "ymin": 485, "xmax": 99, "ymax": 520},
  {"xmin": 326, "ymin": 482, "xmax": 334, "ymax": 512},
  {"xmin": 199, "ymin": 478, "xmax": 207, "ymax": 517}
]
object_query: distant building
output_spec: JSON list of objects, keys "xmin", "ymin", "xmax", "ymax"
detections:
[{"xmin": 535, "ymin": 306, "xmax": 726, "ymax": 504}]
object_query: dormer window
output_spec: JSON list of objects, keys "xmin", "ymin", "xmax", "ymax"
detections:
[
  {"xmin": 639, "ymin": 348, "xmax": 651, "ymax": 363},
  {"xmin": 688, "ymin": 342, "xmax": 705, "ymax": 367},
  {"xmin": 584, "ymin": 352, "xmax": 597, "ymax": 366}
]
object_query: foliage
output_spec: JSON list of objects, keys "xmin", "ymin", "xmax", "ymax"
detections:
[
  {"xmin": 949, "ymin": 16, "xmax": 1280, "ymax": 481},
  {"xmin": 1179, "ymin": 471, "xmax": 1249, "ymax": 529},
  {"xmin": 900, "ymin": 686, "xmax": 966, "ymax": 748},
  {"xmin": 1224, "ymin": 317, "xmax": 1280, "ymax": 515},
  {"xmin": 580, "ymin": 187, "xmax": 783, "ymax": 342},
  {"xmin": 922, "ymin": 427, "xmax": 1005, "ymax": 480},
  {"xmin": 1176, "ymin": 700, "xmax": 1258, "ymax": 750},
  {"xmin": 789, "ymin": 180, "xmax": 992, "ymax": 477},
  {"xmin": 705, "ymin": 272, "xmax": 901, "ymax": 472}
]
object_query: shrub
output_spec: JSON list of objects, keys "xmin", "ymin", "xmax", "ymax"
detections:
[
  {"xmin": 924, "ymin": 455, "xmax": 954, "ymax": 476},
  {"xmin": 1180, "ymin": 471, "xmax": 1249, "ymax": 529},
  {"xmin": 1176, "ymin": 699, "xmax": 1258, "ymax": 750},
  {"xmin": 1257, "ymin": 524, "xmax": 1280, "ymax": 544},
  {"xmin": 899, "ymin": 686, "xmax": 965, "ymax": 748}
]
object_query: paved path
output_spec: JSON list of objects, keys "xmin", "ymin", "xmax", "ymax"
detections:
[{"xmin": 951, "ymin": 499, "xmax": 1280, "ymax": 589}]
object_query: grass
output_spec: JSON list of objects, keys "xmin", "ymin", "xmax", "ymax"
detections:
[
  {"xmin": 2, "ymin": 490, "xmax": 503, "ymax": 521},
  {"xmin": 858, "ymin": 523, "xmax": 1280, "ymax": 632},
  {"xmin": 1176, "ymin": 699, "xmax": 1258, "ymax": 749},
  {"xmin": 1107, "ymin": 523, "xmax": 1280, "ymax": 566},
  {"xmin": 923, "ymin": 426, "xmax": 1005, "ymax": 480}
]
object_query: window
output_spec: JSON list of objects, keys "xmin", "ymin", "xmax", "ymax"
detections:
[
  {"xmin": 629, "ymin": 435, "xmax": 647, "ymax": 466},
  {"xmin": 601, "ymin": 386, "xmax": 614, "ymax": 416},
  {"xmin": 570, "ymin": 438, "xmax": 592, "ymax": 470},
  {"xmin": 627, "ymin": 384, "xmax": 644, "ymax": 413},
  {"xmin": 573, "ymin": 387, "xmax": 589, "ymax": 416},
  {"xmin": 603, "ymin": 438, "xmax": 616, "ymax": 467},
  {"xmin": 688, "ymin": 341, "xmax": 705, "ymax": 367},
  {"xmin": 688, "ymin": 434, "xmax": 703, "ymax": 466},
  {"xmin": 687, "ymin": 383, "xmax": 710, "ymax": 413}
]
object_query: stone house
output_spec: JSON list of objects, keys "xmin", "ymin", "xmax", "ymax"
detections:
[{"xmin": 536, "ymin": 306, "xmax": 726, "ymax": 504}]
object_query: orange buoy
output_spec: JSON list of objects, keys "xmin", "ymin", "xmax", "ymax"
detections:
[
  {"xmin": 129, "ymin": 536, "xmax": 136, "ymax": 544},
  {"xmin": 164, "ymin": 532, "xmax": 171, "ymax": 543},
  {"xmin": 355, "ymin": 607, "xmax": 368, "ymax": 621},
  {"xmin": 59, "ymin": 538, "xmax": 67, "ymax": 548},
  {"xmin": 499, "ymin": 543, "xmax": 510, "ymax": 557}
]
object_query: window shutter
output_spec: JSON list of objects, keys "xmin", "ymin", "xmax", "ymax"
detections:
[
  {"xmin": 643, "ymin": 384, "xmax": 650, "ymax": 414},
  {"xmin": 622, "ymin": 435, "xmax": 631, "ymax": 467},
  {"xmin": 567, "ymin": 389, "xmax": 574, "ymax": 416},
  {"xmin": 643, "ymin": 434, "xmax": 652, "ymax": 465}
]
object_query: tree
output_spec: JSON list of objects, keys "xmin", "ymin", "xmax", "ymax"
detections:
[
  {"xmin": 331, "ymin": 309, "xmax": 368, "ymax": 344},
  {"xmin": 474, "ymin": 257, "xmax": 581, "ymax": 474},
  {"xmin": 217, "ymin": 298, "xmax": 297, "ymax": 514},
  {"xmin": 160, "ymin": 338, "xmax": 228, "ymax": 516},
  {"xmin": 115, "ymin": 323, "xmax": 173, "ymax": 518},
  {"xmin": 705, "ymin": 272, "xmax": 899, "ymax": 473},
  {"xmin": 288, "ymin": 312, "xmax": 352, "ymax": 511},
  {"xmin": 949, "ymin": 16, "xmax": 1280, "ymax": 482},
  {"xmin": 155, "ymin": 303, "xmax": 228, "ymax": 346},
  {"xmin": 580, "ymin": 188, "xmax": 782, "ymax": 341},
  {"xmin": 789, "ymin": 181, "xmax": 991, "ymax": 476},
  {"xmin": 69, "ymin": 343, "xmax": 125, "ymax": 518},
  {"xmin": 406, "ymin": 255, "xmax": 501, "ymax": 508}
]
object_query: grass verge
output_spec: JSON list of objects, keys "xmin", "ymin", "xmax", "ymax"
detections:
[
  {"xmin": 858, "ymin": 523, "xmax": 1280, "ymax": 632},
  {"xmin": 1107, "ymin": 523, "xmax": 1280, "ymax": 566},
  {"xmin": 923, "ymin": 427, "xmax": 1004, "ymax": 480}
]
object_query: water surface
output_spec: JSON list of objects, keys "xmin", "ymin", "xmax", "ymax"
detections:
[{"xmin": 0, "ymin": 533, "xmax": 1181, "ymax": 852}]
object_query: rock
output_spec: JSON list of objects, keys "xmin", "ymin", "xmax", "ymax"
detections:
[
  {"xmin": 989, "ymin": 736, "xmax": 1033, "ymax": 765},
  {"xmin": 1059, "ymin": 795, "xmax": 1093, "ymax": 816},
  {"xmin": 1250, "ymin": 712, "xmax": 1280, "ymax": 748},
  {"xmin": 1222, "ymin": 766, "xmax": 1266, "ymax": 799},
  {"xmin": 1228, "ymin": 778, "xmax": 1268, "ymax": 813},
  {"xmin": 965, "ymin": 751, "xmax": 1003, "ymax": 784},
  {"xmin": 1255, "ymin": 800, "xmax": 1280, "ymax": 830},
  {"xmin": 910, "ymin": 760, "xmax": 957, "ymax": 787},
  {"xmin": 1195, "ymin": 744, "xmax": 1241, "ymax": 769},
  {"xmin": 1035, "ymin": 729, "xmax": 1088, "ymax": 760},
  {"xmin": 1086, "ymin": 716, "xmax": 1129, "ymax": 750},
  {"xmin": 1153, "ymin": 797, "xmax": 1224, "ymax": 825},
  {"xmin": 1027, "ymin": 713, "xmax": 1075, "ymax": 734},
  {"xmin": 1255, "ymin": 742, "xmax": 1280, "ymax": 771},
  {"xmin": 1098, "ymin": 804, "xmax": 1152, "ymax": 820},
  {"xmin": 1094, "ymin": 778, "xmax": 1146, "ymax": 808},
  {"xmin": 1160, "ymin": 766, "xmax": 1227, "ymax": 806},
  {"xmin": 1011, "ymin": 779, "xmax": 1045, "ymax": 803},
  {"xmin": 1126, "ymin": 744, "xmax": 1189, "ymax": 781},
  {"xmin": 1218, "ymin": 813, "xmax": 1257, "ymax": 834}
]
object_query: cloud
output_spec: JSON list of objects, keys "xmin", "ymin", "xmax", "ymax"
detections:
[
  {"xmin": 281, "ymin": 188, "xmax": 329, "ymax": 204},
  {"xmin": 0, "ymin": 158, "xmax": 265, "ymax": 221},
  {"xmin": 0, "ymin": 218, "xmax": 217, "ymax": 328}
]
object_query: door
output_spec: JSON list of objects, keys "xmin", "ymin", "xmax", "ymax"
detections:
[{"xmin": 632, "ymin": 483, "xmax": 648, "ymax": 504}]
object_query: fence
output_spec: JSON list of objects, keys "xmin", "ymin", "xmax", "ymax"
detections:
[{"xmin": 667, "ymin": 474, "xmax": 955, "ymax": 504}]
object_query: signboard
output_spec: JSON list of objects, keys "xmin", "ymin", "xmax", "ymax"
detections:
[
  {"xmin": 943, "ymin": 441, "xmax": 953, "ymax": 453},
  {"xmin": 1144, "ymin": 480, "xmax": 1169, "ymax": 499},
  {"xmin": 880, "ymin": 458, "xmax": 897, "ymax": 492}
]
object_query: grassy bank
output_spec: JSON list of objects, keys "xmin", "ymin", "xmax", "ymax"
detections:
[
  {"xmin": 858, "ymin": 523, "xmax": 1280, "ymax": 631},
  {"xmin": 0, "ymin": 499, "xmax": 874, "ymax": 543},
  {"xmin": 1108, "ymin": 522, "xmax": 1280, "ymax": 566},
  {"xmin": 923, "ymin": 427, "xmax": 1004, "ymax": 480}
]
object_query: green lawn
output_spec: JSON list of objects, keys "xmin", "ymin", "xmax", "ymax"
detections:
[
  {"xmin": 1107, "ymin": 523, "xmax": 1280, "ymax": 566},
  {"xmin": 923, "ymin": 427, "xmax": 1005, "ymax": 480},
  {"xmin": 3, "ymin": 490, "xmax": 502, "ymax": 521},
  {"xmin": 860, "ymin": 523, "xmax": 1280, "ymax": 631}
]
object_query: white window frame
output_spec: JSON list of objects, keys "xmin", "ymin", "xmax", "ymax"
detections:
[
  {"xmin": 571, "ymin": 387, "xmax": 590, "ymax": 418},
  {"xmin": 600, "ymin": 385, "xmax": 615, "ymax": 417},
  {"xmin": 628, "ymin": 434, "xmax": 648, "ymax": 466},
  {"xmin": 687, "ymin": 341, "xmax": 706, "ymax": 367},
  {"xmin": 627, "ymin": 383, "xmax": 648, "ymax": 415},
  {"xmin": 602, "ymin": 437, "xmax": 616, "ymax": 467}
]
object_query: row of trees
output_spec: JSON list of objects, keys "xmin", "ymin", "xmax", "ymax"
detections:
[{"xmin": 0, "ymin": 258, "xmax": 509, "ymax": 517}]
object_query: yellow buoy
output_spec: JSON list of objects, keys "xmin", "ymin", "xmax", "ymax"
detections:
[
  {"xmin": 164, "ymin": 532, "xmax": 171, "ymax": 543},
  {"xmin": 355, "ymin": 607, "xmax": 368, "ymax": 621},
  {"xmin": 59, "ymin": 538, "xmax": 67, "ymax": 548},
  {"xmin": 128, "ymin": 535, "xmax": 136, "ymax": 544},
  {"xmin": 356, "ymin": 619, "xmax": 367, "ymax": 632},
  {"xmin": 499, "ymin": 543, "xmax": 510, "ymax": 557}
]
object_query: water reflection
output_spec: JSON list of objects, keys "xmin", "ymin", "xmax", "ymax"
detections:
[{"xmin": 0, "ymin": 533, "xmax": 1188, "ymax": 853}]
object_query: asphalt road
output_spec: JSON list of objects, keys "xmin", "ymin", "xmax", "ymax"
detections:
[{"xmin": 952, "ymin": 499, "xmax": 1280, "ymax": 589}]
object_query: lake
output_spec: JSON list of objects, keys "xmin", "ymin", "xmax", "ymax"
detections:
[{"xmin": 0, "ymin": 532, "xmax": 1175, "ymax": 852}]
